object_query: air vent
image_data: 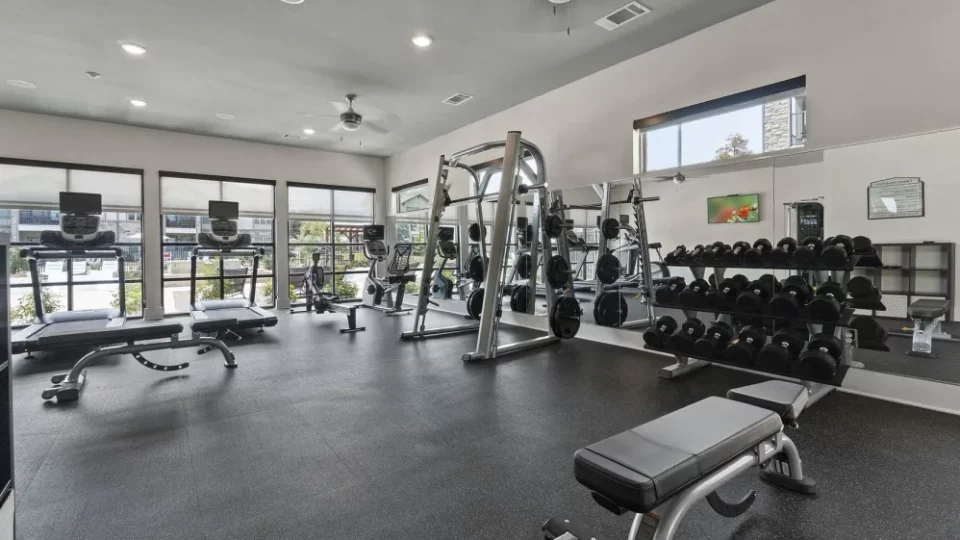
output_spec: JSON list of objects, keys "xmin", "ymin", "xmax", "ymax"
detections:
[
  {"xmin": 595, "ymin": 1, "xmax": 650, "ymax": 31},
  {"xmin": 442, "ymin": 93, "xmax": 474, "ymax": 106},
  {"xmin": 282, "ymin": 133, "xmax": 305, "ymax": 140}
]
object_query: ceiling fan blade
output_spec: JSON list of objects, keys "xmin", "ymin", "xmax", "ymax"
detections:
[
  {"xmin": 330, "ymin": 101, "xmax": 350, "ymax": 114},
  {"xmin": 363, "ymin": 121, "xmax": 389, "ymax": 135},
  {"xmin": 329, "ymin": 123, "xmax": 345, "ymax": 133}
]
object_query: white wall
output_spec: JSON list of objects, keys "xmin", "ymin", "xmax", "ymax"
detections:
[
  {"xmin": 0, "ymin": 110, "xmax": 385, "ymax": 318},
  {"xmin": 386, "ymin": 0, "xmax": 960, "ymax": 193}
]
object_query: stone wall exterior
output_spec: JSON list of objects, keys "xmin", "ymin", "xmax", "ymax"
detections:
[{"xmin": 763, "ymin": 98, "xmax": 792, "ymax": 152}]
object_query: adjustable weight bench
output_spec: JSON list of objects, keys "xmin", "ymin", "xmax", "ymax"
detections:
[
  {"xmin": 544, "ymin": 382, "xmax": 815, "ymax": 540},
  {"xmin": 903, "ymin": 298, "xmax": 952, "ymax": 358}
]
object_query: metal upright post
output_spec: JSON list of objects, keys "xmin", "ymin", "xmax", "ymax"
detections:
[
  {"xmin": 473, "ymin": 131, "xmax": 523, "ymax": 360},
  {"xmin": 633, "ymin": 178, "xmax": 656, "ymax": 327},
  {"xmin": 411, "ymin": 155, "xmax": 448, "ymax": 333},
  {"xmin": 525, "ymin": 190, "xmax": 541, "ymax": 315},
  {"xmin": 595, "ymin": 182, "xmax": 612, "ymax": 296}
]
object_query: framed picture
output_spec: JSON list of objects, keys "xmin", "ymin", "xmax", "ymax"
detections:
[
  {"xmin": 868, "ymin": 177, "xmax": 924, "ymax": 220},
  {"xmin": 707, "ymin": 193, "xmax": 759, "ymax": 224}
]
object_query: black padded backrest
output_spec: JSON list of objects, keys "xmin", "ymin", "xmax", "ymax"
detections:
[{"xmin": 389, "ymin": 243, "xmax": 413, "ymax": 275}]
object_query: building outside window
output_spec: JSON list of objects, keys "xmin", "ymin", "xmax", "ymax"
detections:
[
  {"xmin": 395, "ymin": 181, "xmax": 430, "ymax": 214},
  {"xmin": 0, "ymin": 161, "xmax": 144, "ymax": 326},
  {"xmin": 160, "ymin": 174, "xmax": 275, "ymax": 314}
]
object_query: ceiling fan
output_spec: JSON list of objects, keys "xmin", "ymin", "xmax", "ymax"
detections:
[
  {"xmin": 322, "ymin": 94, "xmax": 398, "ymax": 135},
  {"xmin": 652, "ymin": 172, "xmax": 703, "ymax": 185}
]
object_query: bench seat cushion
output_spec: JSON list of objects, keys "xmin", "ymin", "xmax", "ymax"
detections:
[
  {"xmin": 574, "ymin": 397, "xmax": 781, "ymax": 513},
  {"xmin": 726, "ymin": 381, "xmax": 809, "ymax": 422},
  {"xmin": 908, "ymin": 298, "xmax": 950, "ymax": 319}
]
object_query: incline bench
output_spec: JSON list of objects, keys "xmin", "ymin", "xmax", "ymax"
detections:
[
  {"xmin": 544, "ymin": 381, "xmax": 815, "ymax": 540},
  {"xmin": 904, "ymin": 298, "xmax": 952, "ymax": 358}
]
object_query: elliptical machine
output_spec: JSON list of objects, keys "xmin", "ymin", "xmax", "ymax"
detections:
[
  {"xmin": 290, "ymin": 248, "xmax": 366, "ymax": 333},
  {"xmin": 430, "ymin": 226, "xmax": 460, "ymax": 300},
  {"xmin": 361, "ymin": 224, "xmax": 415, "ymax": 315}
]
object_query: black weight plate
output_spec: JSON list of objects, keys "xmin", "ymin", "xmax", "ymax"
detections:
[
  {"xmin": 468, "ymin": 255, "xmax": 485, "ymax": 283},
  {"xmin": 756, "ymin": 343, "xmax": 794, "ymax": 374},
  {"xmin": 550, "ymin": 297, "xmax": 582, "ymax": 339},
  {"xmin": 600, "ymin": 218, "xmax": 621, "ymax": 240},
  {"xmin": 509, "ymin": 285, "xmax": 529, "ymax": 312},
  {"xmin": 847, "ymin": 276, "xmax": 875, "ymax": 299},
  {"xmin": 546, "ymin": 255, "xmax": 570, "ymax": 289},
  {"xmin": 545, "ymin": 215, "xmax": 564, "ymax": 238},
  {"xmin": 593, "ymin": 292, "xmax": 627, "ymax": 327},
  {"xmin": 516, "ymin": 253, "xmax": 533, "ymax": 280},
  {"xmin": 808, "ymin": 333, "xmax": 843, "ymax": 359},
  {"xmin": 466, "ymin": 288, "xmax": 485, "ymax": 320},
  {"xmin": 595, "ymin": 254, "xmax": 621, "ymax": 285},
  {"xmin": 468, "ymin": 223, "xmax": 484, "ymax": 242}
]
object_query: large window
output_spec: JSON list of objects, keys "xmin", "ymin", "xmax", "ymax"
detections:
[
  {"xmin": 0, "ymin": 160, "xmax": 144, "ymax": 326},
  {"xmin": 160, "ymin": 173, "xmax": 275, "ymax": 315},
  {"xmin": 288, "ymin": 184, "xmax": 375, "ymax": 305},
  {"xmin": 636, "ymin": 77, "xmax": 806, "ymax": 173},
  {"xmin": 395, "ymin": 179, "xmax": 430, "ymax": 214}
]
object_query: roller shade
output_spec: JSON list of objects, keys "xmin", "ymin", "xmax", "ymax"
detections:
[
  {"xmin": 288, "ymin": 186, "xmax": 332, "ymax": 221},
  {"xmin": 70, "ymin": 170, "xmax": 141, "ymax": 211},
  {"xmin": 0, "ymin": 164, "xmax": 67, "ymax": 208},
  {"xmin": 161, "ymin": 176, "xmax": 274, "ymax": 217},
  {"xmin": 222, "ymin": 182, "xmax": 274, "ymax": 217},
  {"xmin": 333, "ymin": 190, "xmax": 374, "ymax": 219}
]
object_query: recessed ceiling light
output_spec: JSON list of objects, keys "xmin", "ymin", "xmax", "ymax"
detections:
[
  {"xmin": 216, "ymin": 113, "xmax": 235, "ymax": 120},
  {"xmin": 119, "ymin": 42, "xmax": 147, "ymax": 56},
  {"xmin": 6, "ymin": 80, "xmax": 35, "ymax": 89},
  {"xmin": 281, "ymin": 0, "xmax": 304, "ymax": 4},
  {"xmin": 128, "ymin": 98, "xmax": 148, "ymax": 107},
  {"xmin": 412, "ymin": 34, "xmax": 433, "ymax": 48},
  {"xmin": 302, "ymin": 127, "xmax": 316, "ymax": 135},
  {"xmin": 85, "ymin": 71, "xmax": 101, "ymax": 79}
]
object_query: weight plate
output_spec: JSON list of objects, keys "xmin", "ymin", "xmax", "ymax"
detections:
[
  {"xmin": 593, "ymin": 292, "xmax": 627, "ymax": 327},
  {"xmin": 595, "ymin": 254, "xmax": 621, "ymax": 285},
  {"xmin": 468, "ymin": 255, "xmax": 485, "ymax": 283},
  {"xmin": 550, "ymin": 296, "xmax": 582, "ymax": 339},
  {"xmin": 509, "ymin": 285, "xmax": 530, "ymax": 313},
  {"xmin": 466, "ymin": 288, "xmax": 485, "ymax": 320},
  {"xmin": 808, "ymin": 333, "xmax": 843, "ymax": 359},
  {"xmin": 468, "ymin": 223, "xmax": 484, "ymax": 243},
  {"xmin": 545, "ymin": 215, "xmax": 564, "ymax": 238},
  {"xmin": 546, "ymin": 255, "xmax": 570, "ymax": 289},
  {"xmin": 516, "ymin": 253, "xmax": 533, "ymax": 280},
  {"xmin": 600, "ymin": 218, "xmax": 621, "ymax": 240}
]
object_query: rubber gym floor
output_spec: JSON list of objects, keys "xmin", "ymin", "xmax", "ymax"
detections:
[{"xmin": 11, "ymin": 310, "xmax": 960, "ymax": 540}]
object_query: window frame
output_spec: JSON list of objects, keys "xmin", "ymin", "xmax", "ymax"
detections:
[
  {"xmin": 393, "ymin": 178, "xmax": 430, "ymax": 215},
  {"xmin": 0, "ymin": 157, "xmax": 145, "ymax": 327}
]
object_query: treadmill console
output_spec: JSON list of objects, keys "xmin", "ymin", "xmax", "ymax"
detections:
[
  {"xmin": 362, "ymin": 225, "xmax": 385, "ymax": 241},
  {"xmin": 208, "ymin": 200, "xmax": 240, "ymax": 242},
  {"xmin": 58, "ymin": 192, "xmax": 102, "ymax": 240}
]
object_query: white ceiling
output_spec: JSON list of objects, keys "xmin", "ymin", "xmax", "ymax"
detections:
[{"xmin": 0, "ymin": 0, "xmax": 774, "ymax": 157}]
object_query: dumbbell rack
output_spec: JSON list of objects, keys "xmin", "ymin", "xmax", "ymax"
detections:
[{"xmin": 648, "ymin": 256, "xmax": 882, "ymax": 393}]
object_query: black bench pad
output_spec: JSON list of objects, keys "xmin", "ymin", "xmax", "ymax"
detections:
[
  {"xmin": 908, "ymin": 298, "xmax": 950, "ymax": 319},
  {"xmin": 726, "ymin": 381, "xmax": 809, "ymax": 422},
  {"xmin": 574, "ymin": 397, "xmax": 782, "ymax": 513},
  {"xmin": 37, "ymin": 322, "xmax": 184, "ymax": 349}
]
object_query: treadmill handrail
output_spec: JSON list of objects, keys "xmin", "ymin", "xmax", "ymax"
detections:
[
  {"xmin": 22, "ymin": 247, "xmax": 123, "ymax": 259},
  {"xmin": 192, "ymin": 247, "xmax": 264, "ymax": 257}
]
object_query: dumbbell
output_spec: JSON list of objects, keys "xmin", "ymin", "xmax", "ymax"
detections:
[
  {"xmin": 705, "ymin": 274, "xmax": 749, "ymax": 309},
  {"xmin": 699, "ymin": 242, "xmax": 730, "ymax": 264},
  {"xmin": 821, "ymin": 235, "xmax": 854, "ymax": 266},
  {"xmin": 756, "ymin": 328, "xmax": 805, "ymax": 373},
  {"xmin": 766, "ymin": 237, "xmax": 798, "ymax": 264},
  {"xmin": 742, "ymin": 239, "xmax": 772, "ymax": 265},
  {"xmin": 852, "ymin": 235, "xmax": 876, "ymax": 256},
  {"xmin": 654, "ymin": 278, "xmax": 686, "ymax": 304},
  {"xmin": 808, "ymin": 280, "xmax": 846, "ymax": 321},
  {"xmin": 795, "ymin": 333, "xmax": 843, "ymax": 381},
  {"xmin": 723, "ymin": 325, "xmax": 766, "ymax": 366},
  {"xmin": 735, "ymin": 274, "xmax": 781, "ymax": 312},
  {"xmin": 643, "ymin": 316, "xmax": 678, "ymax": 349},
  {"xmin": 692, "ymin": 321, "xmax": 734, "ymax": 359},
  {"xmin": 792, "ymin": 236, "xmax": 824, "ymax": 266},
  {"xmin": 676, "ymin": 278, "xmax": 710, "ymax": 308},
  {"xmin": 663, "ymin": 245, "xmax": 687, "ymax": 264},
  {"xmin": 680, "ymin": 244, "xmax": 706, "ymax": 264},
  {"xmin": 668, "ymin": 318, "xmax": 707, "ymax": 353},
  {"xmin": 722, "ymin": 241, "xmax": 752, "ymax": 265},
  {"xmin": 846, "ymin": 275, "xmax": 879, "ymax": 300},
  {"xmin": 769, "ymin": 275, "xmax": 812, "ymax": 318}
]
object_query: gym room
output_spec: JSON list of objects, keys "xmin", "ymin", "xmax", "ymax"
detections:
[{"xmin": 0, "ymin": 0, "xmax": 958, "ymax": 538}]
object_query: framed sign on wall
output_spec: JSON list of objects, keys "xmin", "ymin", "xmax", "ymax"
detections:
[{"xmin": 868, "ymin": 177, "xmax": 924, "ymax": 220}]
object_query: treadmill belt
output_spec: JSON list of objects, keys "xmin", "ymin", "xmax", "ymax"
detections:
[{"xmin": 195, "ymin": 308, "xmax": 277, "ymax": 329}]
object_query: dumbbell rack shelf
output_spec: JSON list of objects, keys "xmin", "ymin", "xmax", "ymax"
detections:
[
  {"xmin": 663, "ymin": 254, "xmax": 875, "ymax": 272},
  {"xmin": 643, "ymin": 344, "xmax": 850, "ymax": 387},
  {"xmin": 652, "ymin": 302, "xmax": 856, "ymax": 327}
]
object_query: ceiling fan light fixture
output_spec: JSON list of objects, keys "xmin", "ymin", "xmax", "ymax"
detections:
[{"xmin": 342, "ymin": 121, "xmax": 361, "ymax": 132}]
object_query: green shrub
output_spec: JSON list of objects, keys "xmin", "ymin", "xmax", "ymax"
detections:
[
  {"xmin": 8, "ymin": 249, "xmax": 29, "ymax": 276},
  {"xmin": 12, "ymin": 288, "xmax": 62, "ymax": 324},
  {"xmin": 110, "ymin": 284, "xmax": 143, "ymax": 314}
]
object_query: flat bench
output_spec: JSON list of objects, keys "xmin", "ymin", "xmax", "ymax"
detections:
[
  {"xmin": 545, "ymin": 382, "xmax": 816, "ymax": 540},
  {"xmin": 905, "ymin": 298, "xmax": 952, "ymax": 358}
]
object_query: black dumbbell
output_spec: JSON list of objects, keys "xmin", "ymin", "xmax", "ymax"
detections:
[
  {"xmin": 722, "ymin": 241, "xmax": 752, "ymax": 265},
  {"xmin": 770, "ymin": 275, "xmax": 812, "ymax": 318},
  {"xmin": 676, "ymin": 278, "xmax": 710, "ymax": 308},
  {"xmin": 736, "ymin": 274, "xmax": 782, "ymax": 313},
  {"xmin": 654, "ymin": 278, "xmax": 686, "ymax": 304},
  {"xmin": 756, "ymin": 328, "xmax": 805, "ymax": 374},
  {"xmin": 680, "ymin": 244, "xmax": 706, "ymax": 264},
  {"xmin": 692, "ymin": 321, "xmax": 734, "ymax": 359},
  {"xmin": 852, "ymin": 236, "xmax": 875, "ymax": 255},
  {"xmin": 742, "ymin": 239, "xmax": 773, "ymax": 265},
  {"xmin": 700, "ymin": 242, "xmax": 730, "ymax": 264},
  {"xmin": 643, "ymin": 316, "xmax": 678, "ymax": 349},
  {"xmin": 821, "ymin": 235, "xmax": 854, "ymax": 267},
  {"xmin": 846, "ymin": 276, "xmax": 878, "ymax": 300},
  {"xmin": 668, "ymin": 318, "xmax": 707, "ymax": 353},
  {"xmin": 663, "ymin": 245, "xmax": 687, "ymax": 264},
  {"xmin": 792, "ymin": 236, "xmax": 824, "ymax": 266},
  {"xmin": 808, "ymin": 280, "xmax": 846, "ymax": 321},
  {"xmin": 723, "ymin": 325, "xmax": 766, "ymax": 366},
  {"xmin": 795, "ymin": 333, "xmax": 843, "ymax": 381},
  {"xmin": 705, "ymin": 274, "xmax": 749, "ymax": 309},
  {"xmin": 766, "ymin": 237, "xmax": 798, "ymax": 264}
]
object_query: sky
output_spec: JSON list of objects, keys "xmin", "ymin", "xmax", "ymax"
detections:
[{"xmin": 646, "ymin": 105, "xmax": 764, "ymax": 171}]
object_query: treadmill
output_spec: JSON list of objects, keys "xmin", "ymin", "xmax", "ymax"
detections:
[
  {"xmin": 189, "ymin": 200, "xmax": 278, "ymax": 331},
  {"xmin": 13, "ymin": 192, "xmax": 128, "ymax": 355}
]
